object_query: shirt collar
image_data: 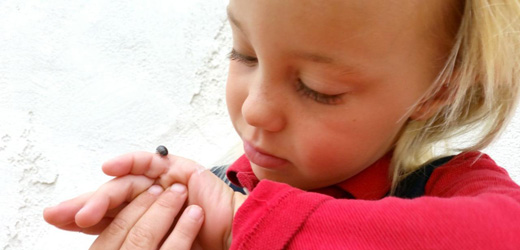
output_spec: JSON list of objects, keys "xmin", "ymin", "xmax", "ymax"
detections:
[
  {"xmin": 227, "ymin": 153, "xmax": 392, "ymax": 200},
  {"xmin": 227, "ymin": 154, "xmax": 258, "ymax": 191},
  {"xmin": 334, "ymin": 153, "xmax": 392, "ymax": 200}
]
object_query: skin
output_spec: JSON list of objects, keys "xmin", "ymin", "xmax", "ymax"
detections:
[{"xmin": 226, "ymin": 0, "xmax": 454, "ymax": 190}]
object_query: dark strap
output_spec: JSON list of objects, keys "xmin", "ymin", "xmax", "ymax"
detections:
[
  {"xmin": 393, "ymin": 155, "xmax": 454, "ymax": 198},
  {"xmin": 210, "ymin": 165, "xmax": 247, "ymax": 194}
]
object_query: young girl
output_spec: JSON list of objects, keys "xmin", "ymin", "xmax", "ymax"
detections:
[{"xmin": 44, "ymin": 0, "xmax": 520, "ymax": 249}]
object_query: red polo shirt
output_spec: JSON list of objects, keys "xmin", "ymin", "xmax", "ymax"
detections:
[{"xmin": 227, "ymin": 152, "xmax": 520, "ymax": 249}]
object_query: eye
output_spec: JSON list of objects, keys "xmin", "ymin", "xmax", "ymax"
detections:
[
  {"xmin": 296, "ymin": 79, "xmax": 343, "ymax": 105},
  {"xmin": 227, "ymin": 49, "xmax": 258, "ymax": 67}
]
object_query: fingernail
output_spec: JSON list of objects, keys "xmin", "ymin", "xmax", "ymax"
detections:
[
  {"xmin": 187, "ymin": 205, "xmax": 203, "ymax": 220},
  {"xmin": 147, "ymin": 185, "xmax": 163, "ymax": 195},
  {"xmin": 170, "ymin": 183, "xmax": 186, "ymax": 194}
]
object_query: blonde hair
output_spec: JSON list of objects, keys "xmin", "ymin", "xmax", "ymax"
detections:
[{"xmin": 391, "ymin": 0, "xmax": 520, "ymax": 193}]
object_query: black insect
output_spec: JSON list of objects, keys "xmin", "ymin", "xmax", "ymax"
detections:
[{"xmin": 156, "ymin": 145, "xmax": 168, "ymax": 156}]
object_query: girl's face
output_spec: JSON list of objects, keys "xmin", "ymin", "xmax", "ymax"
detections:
[{"xmin": 226, "ymin": 0, "xmax": 454, "ymax": 190}]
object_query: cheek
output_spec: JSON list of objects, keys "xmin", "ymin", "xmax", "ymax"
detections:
[
  {"xmin": 290, "ymin": 120, "xmax": 363, "ymax": 177},
  {"xmin": 291, "ymin": 131, "xmax": 369, "ymax": 185},
  {"xmin": 292, "ymin": 114, "xmax": 403, "ymax": 177}
]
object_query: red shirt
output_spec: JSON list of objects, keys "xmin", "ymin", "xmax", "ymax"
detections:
[{"xmin": 227, "ymin": 152, "xmax": 520, "ymax": 249}]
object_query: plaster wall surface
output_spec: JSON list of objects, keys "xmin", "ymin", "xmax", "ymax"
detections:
[
  {"xmin": 0, "ymin": 1, "xmax": 519, "ymax": 249},
  {"xmin": 1, "ymin": 1, "xmax": 236, "ymax": 249}
]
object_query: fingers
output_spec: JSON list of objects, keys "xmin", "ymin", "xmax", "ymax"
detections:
[
  {"xmin": 44, "ymin": 175, "xmax": 154, "ymax": 234},
  {"xmin": 101, "ymin": 151, "xmax": 169, "ymax": 178},
  {"xmin": 45, "ymin": 151, "xmax": 205, "ymax": 235},
  {"xmin": 160, "ymin": 205, "xmax": 204, "ymax": 250},
  {"xmin": 90, "ymin": 185, "xmax": 165, "ymax": 249},
  {"xmin": 43, "ymin": 192, "xmax": 94, "ymax": 228},
  {"xmin": 116, "ymin": 184, "xmax": 189, "ymax": 250},
  {"xmin": 44, "ymin": 193, "xmax": 127, "ymax": 234},
  {"xmin": 75, "ymin": 175, "xmax": 155, "ymax": 228},
  {"xmin": 101, "ymin": 152, "xmax": 205, "ymax": 188},
  {"xmin": 56, "ymin": 217, "xmax": 115, "ymax": 235},
  {"xmin": 155, "ymin": 156, "xmax": 205, "ymax": 188}
]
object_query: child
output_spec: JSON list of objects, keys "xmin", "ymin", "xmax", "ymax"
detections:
[{"xmin": 44, "ymin": 0, "xmax": 520, "ymax": 249}]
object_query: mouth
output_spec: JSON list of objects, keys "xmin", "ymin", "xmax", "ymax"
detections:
[{"xmin": 243, "ymin": 140, "xmax": 288, "ymax": 169}]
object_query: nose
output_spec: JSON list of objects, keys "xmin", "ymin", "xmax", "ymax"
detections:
[{"xmin": 241, "ymin": 84, "xmax": 286, "ymax": 132}]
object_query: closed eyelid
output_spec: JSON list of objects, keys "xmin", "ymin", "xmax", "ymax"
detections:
[
  {"xmin": 228, "ymin": 49, "xmax": 258, "ymax": 68},
  {"xmin": 296, "ymin": 80, "xmax": 344, "ymax": 105},
  {"xmin": 229, "ymin": 49, "xmax": 257, "ymax": 61}
]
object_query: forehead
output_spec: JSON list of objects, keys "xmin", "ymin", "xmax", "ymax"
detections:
[
  {"xmin": 230, "ymin": 0, "xmax": 445, "ymax": 59},
  {"xmin": 228, "ymin": 0, "xmax": 444, "ymax": 27},
  {"xmin": 228, "ymin": 0, "xmax": 453, "ymax": 77}
]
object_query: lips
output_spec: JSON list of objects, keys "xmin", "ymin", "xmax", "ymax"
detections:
[{"xmin": 243, "ymin": 141, "xmax": 288, "ymax": 169}]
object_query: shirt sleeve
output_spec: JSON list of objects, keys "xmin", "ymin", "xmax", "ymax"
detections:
[{"xmin": 230, "ymin": 154, "xmax": 520, "ymax": 250}]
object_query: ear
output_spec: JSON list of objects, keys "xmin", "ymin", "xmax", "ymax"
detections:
[{"xmin": 410, "ymin": 83, "xmax": 452, "ymax": 121}]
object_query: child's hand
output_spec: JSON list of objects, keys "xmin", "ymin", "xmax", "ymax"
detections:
[
  {"xmin": 43, "ymin": 152, "xmax": 200, "ymax": 232},
  {"xmin": 44, "ymin": 152, "xmax": 247, "ymax": 249},
  {"xmin": 43, "ymin": 175, "xmax": 156, "ymax": 234}
]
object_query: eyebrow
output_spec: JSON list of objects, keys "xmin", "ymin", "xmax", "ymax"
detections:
[
  {"xmin": 227, "ymin": 8, "xmax": 244, "ymax": 33},
  {"xmin": 295, "ymin": 52, "xmax": 363, "ymax": 76},
  {"xmin": 293, "ymin": 50, "xmax": 363, "ymax": 76},
  {"xmin": 227, "ymin": 8, "xmax": 362, "ymax": 76}
]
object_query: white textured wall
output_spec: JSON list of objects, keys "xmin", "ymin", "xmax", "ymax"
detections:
[
  {"xmin": 0, "ymin": 1, "xmax": 237, "ymax": 249},
  {"xmin": 0, "ymin": 1, "xmax": 519, "ymax": 249}
]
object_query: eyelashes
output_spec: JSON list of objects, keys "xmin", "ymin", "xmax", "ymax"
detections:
[
  {"xmin": 228, "ymin": 49, "xmax": 343, "ymax": 105},
  {"xmin": 296, "ymin": 79, "xmax": 343, "ymax": 105},
  {"xmin": 228, "ymin": 49, "xmax": 258, "ymax": 66}
]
